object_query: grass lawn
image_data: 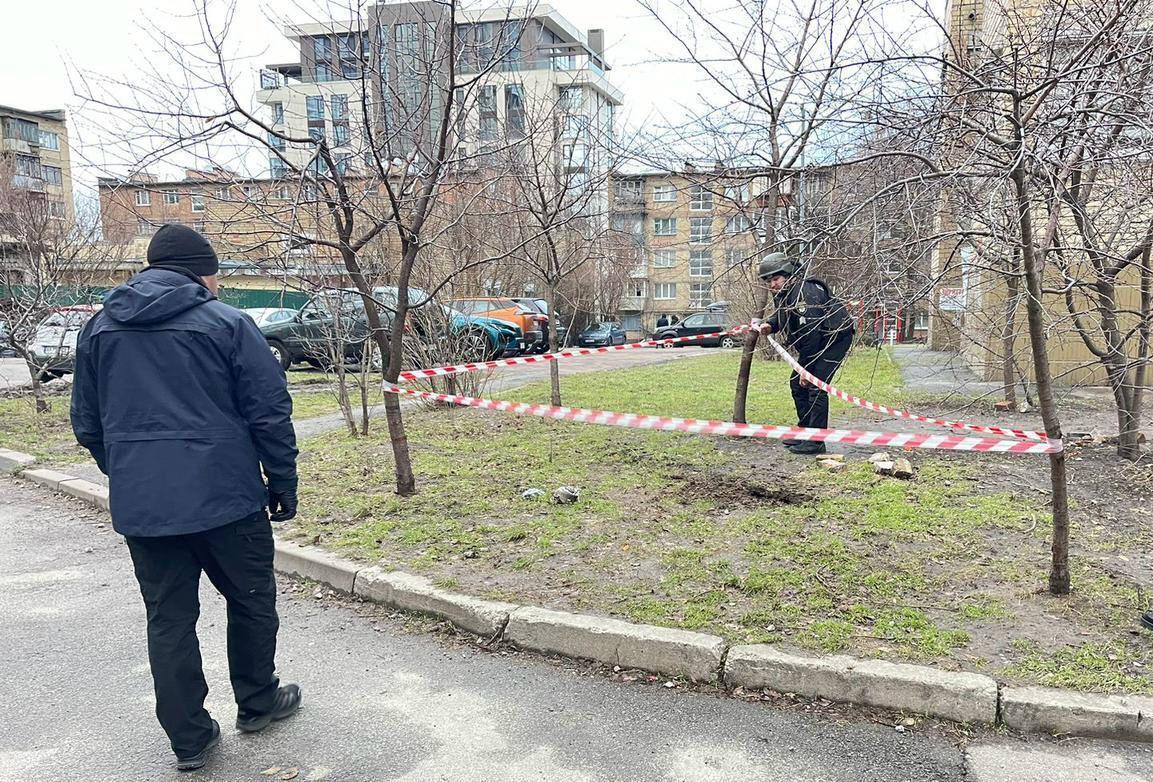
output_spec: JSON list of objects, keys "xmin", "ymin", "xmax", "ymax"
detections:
[
  {"xmin": 287, "ymin": 348, "xmax": 1153, "ymax": 694},
  {"xmin": 0, "ymin": 394, "xmax": 91, "ymax": 464}
]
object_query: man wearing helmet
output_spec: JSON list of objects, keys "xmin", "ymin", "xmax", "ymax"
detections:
[{"xmin": 753, "ymin": 252, "xmax": 855, "ymax": 455}]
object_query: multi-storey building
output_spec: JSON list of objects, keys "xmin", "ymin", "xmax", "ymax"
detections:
[
  {"xmin": 253, "ymin": 2, "xmax": 621, "ymax": 191},
  {"xmin": 0, "ymin": 105, "xmax": 73, "ymax": 229},
  {"xmin": 607, "ymin": 167, "xmax": 777, "ymax": 337}
]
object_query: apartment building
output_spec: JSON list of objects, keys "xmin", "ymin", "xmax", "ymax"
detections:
[
  {"xmin": 608, "ymin": 168, "xmax": 772, "ymax": 336},
  {"xmin": 0, "ymin": 104, "xmax": 73, "ymax": 228},
  {"xmin": 253, "ymin": 2, "xmax": 622, "ymax": 190}
]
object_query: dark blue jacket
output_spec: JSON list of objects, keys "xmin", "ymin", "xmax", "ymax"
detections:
[{"xmin": 70, "ymin": 267, "xmax": 298, "ymax": 537}]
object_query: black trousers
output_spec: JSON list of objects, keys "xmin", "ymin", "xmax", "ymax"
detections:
[
  {"xmin": 790, "ymin": 330, "xmax": 854, "ymax": 430},
  {"xmin": 125, "ymin": 513, "xmax": 280, "ymax": 757}
]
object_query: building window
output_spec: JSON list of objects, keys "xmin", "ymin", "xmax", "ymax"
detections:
[
  {"xmin": 653, "ymin": 184, "xmax": 676, "ymax": 203},
  {"xmin": 689, "ymin": 250, "xmax": 713, "ymax": 278},
  {"xmin": 628, "ymin": 280, "xmax": 646, "ymax": 298},
  {"xmin": 561, "ymin": 143, "xmax": 587, "ymax": 169},
  {"xmin": 690, "ymin": 283, "xmax": 712, "ymax": 308},
  {"xmin": 689, "ymin": 217, "xmax": 712, "ymax": 244},
  {"xmin": 306, "ymin": 96, "xmax": 324, "ymax": 120},
  {"xmin": 42, "ymin": 166, "xmax": 63, "ymax": 186},
  {"xmin": 615, "ymin": 180, "xmax": 641, "ymax": 202},
  {"xmin": 726, "ymin": 248, "xmax": 748, "ymax": 270},
  {"xmin": 163, "ymin": 190, "xmax": 180, "ymax": 205},
  {"xmin": 313, "ymin": 36, "xmax": 332, "ymax": 62},
  {"xmin": 689, "ymin": 185, "xmax": 713, "ymax": 211},
  {"xmin": 560, "ymin": 86, "xmax": 584, "ymax": 113},
  {"xmin": 915, "ymin": 311, "xmax": 929, "ymax": 329},
  {"xmin": 653, "ymin": 217, "xmax": 677, "ymax": 236},
  {"xmin": 621, "ymin": 314, "xmax": 641, "ymax": 331},
  {"xmin": 191, "ymin": 194, "xmax": 205, "ymax": 212},
  {"xmin": 478, "ymin": 87, "xmax": 499, "ymax": 141},
  {"xmin": 270, "ymin": 158, "xmax": 288, "ymax": 178},
  {"xmin": 505, "ymin": 84, "xmax": 525, "ymax": 138},
  {"xmin": 316, "ymin": 63, "xmax": 336, "ymax": 83},
  {"xmin": 725, "ymin": 214, "xmax": 752, "ymax": 234},
  {"xmin": 562, "ymin": 114, "xmax": 588, "ymax": 139},
  {"xmin": 652, "ymin": 249, "xmax": 677, "ymax": 268},
  {"xmin": 270, "ymin": 102, "xmax": 284, "ymax": 124},
  {"xmin": 654, "ymin": 283, "xmax": 677, "ymax": 300},
  {"xmin": 215, "ymin": 186, "xmax": 229, "ymax": 200},
  {"xmin": 611, "ymin": 214, "xmax": 643, "ymax": 237},
  {"xmin": 276, "ymin": 185, "xmax": 290, "ymax": 200},
  {"xmin": 135, "ymin": 190, "xmax": 151, "ymax": 207},
  {"xmin": 3, "ymin": 118, "xmax": 39, "ymax": 144},
  {"xmin": 38, "ymin": 129, "xmax": 61, "ymax": 150},
  {"xmin": 268, "ymin": 132, "xmax": 287, "ymax": 151},
  {"xmin": 137, "ymin": 218, "xmax": 156, "ymax": 236},
  {"xmin": 331, "ymin": 94, "xmax": 348, "ymax": 120},
  {"xmin": 724, "ymin": 183, "xmax": 750, "ymax": 203},
  {"xmin": 48, "ymin": 199, "xmax": 66, "ymax": 219}
]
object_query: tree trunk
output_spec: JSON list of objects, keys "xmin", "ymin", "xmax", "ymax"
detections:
[
  {"xmin": 547, "ymin": 280, "xmax": 561, "ymax": 407},
  {"xmin": 1011, "ymin": 163, "xmax": 1070, "ymax": 596},
  {"xmin": 733, "ymin": 287, "xmax": 770, "ymax": 424},
  {"xmin": 733, "ymin": 182, "xmax": 778, "ymax": 424},
  {"xmin": 24, "ymin": 356, "xmax": 48, "ymax": 414},
  {"xmin": 1001, "ymin": 250, "xmax": 1021, "ymax": 408}
]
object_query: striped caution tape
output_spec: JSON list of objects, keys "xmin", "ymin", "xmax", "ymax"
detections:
[
  {"xmin": 382, "ymin": 384, "xmax": 1063, "ymax": 454},
  {"xmin": 762, "ymin": 335, "xmax": 1049, "ymax": 442},
  {"xmin": 396, "ymin": 330, "xmax": 731, "ymax": 383}
]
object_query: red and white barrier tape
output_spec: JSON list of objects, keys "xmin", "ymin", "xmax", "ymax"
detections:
[
  {"xmin": 397, "ymin": 330, "xmax": 726, "ymax": 383},
  {"xmin": 382, "ymin": 383, "xmax": 1063, "ymax": 454},
  {"xmin": 762, "ymin": 335, "xmax": 1049, "ymax": 442}
]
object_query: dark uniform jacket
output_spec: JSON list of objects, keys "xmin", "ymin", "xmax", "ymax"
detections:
[
  {"xmin": 71, "ymin": 267, "xmax": 297, "ymax": 537},
  {"xmin": 767, "ymin": 278, "xmax": 854, "ymax": 360}
]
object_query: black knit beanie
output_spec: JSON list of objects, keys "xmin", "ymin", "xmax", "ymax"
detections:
[{"xmin": 147, "ymin": 224, "xmax": 219, "ymax": 277}]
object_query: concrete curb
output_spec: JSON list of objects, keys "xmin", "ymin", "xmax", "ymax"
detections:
[
  {"xmin": 505, "ymin": 605, "xmax": 726, "ymax": 683},
  {"xmin": 272, "ymin": 538, "xmax": 360, "ymax": 593},
  {"xmin": 724, "ymin": 645, "xmax": 998, "ymax": 725},
  {"xmin": 12, "ymin": 459, "xmax": 1153, "ymax": 741},
  {"xmin": 1000, "ymin": 686, "xmax": 1153, "ymax": 740},
  {"xmin": 0, "ymin": 448, "xmax": 36, "ymax": 473},
  {"xmin": 354, "ymin": 567, "xmax": 517, "ymax": 637}
]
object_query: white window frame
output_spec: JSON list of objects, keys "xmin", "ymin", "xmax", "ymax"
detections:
[
  {"xmin": 190, "ymin": 194, "xmax": 205, "ymax": 213},
  {"xmin": 689, "ymin": 250, "xmax": 713, "ymax": 278},
  {"xmin": 689, "ymin": 185, "xmax": 713, "ymax": 211},
  {"xmin": 163, "ymin": 190, "xmax": 180, "ymax": 205},
  {"xmin": 689, "ymin": 282, "xmax": 712, "ymax": 308},
  {"xmin": 725, "ymin": 214, "xmax": 752, "ymax": 234},
  {"xmin": 654, "ymin": 282, "xmax": 677, "ymax": 300},
  {"xmin": 653, "ymin": 184, "xmax": 676, "ymax": 203},
  {"xmin": 653, "ymin": 217, "xmax": 677, "ymax": 236},
  {"xmin": 629, "ymin": 280, "xmax": 646, "ymax": 298},
  {"xmin": 689, "ymin": 217, "xmax": 712, "ymax": 244},
  {"xmin": 135, "ymin": 190, "xmax": 151, "ymax": 207},
  {"xmin": 38, "ymin": 130, "xmax": 60, "ymax": 150},
  {"xmin": 652, "ymin": 249, "xmax": 677, "ymax": 268}
]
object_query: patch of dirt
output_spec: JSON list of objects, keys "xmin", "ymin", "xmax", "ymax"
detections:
[{"xmin": 674, "ymin": 466, "xmax": 817, "ymax": 508}]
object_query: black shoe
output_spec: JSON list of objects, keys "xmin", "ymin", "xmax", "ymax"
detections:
[
  {"xmin": 236, "ymin": 684, "xmax": 302, "ymax": 734},
  {"xmin": 1141, "ymin": 611, "xmax": 1153, "ymax": 631},
  {"xmin": 786, "ymin": 441, "xmax": 827, "ymax": 456},
  {"xmin": 176, "ymin": 719, "xmax": 220, "ymax": 772},
  {"xmin": 781, "ymin": 439, "xmax": 803, "ymax": 448}
]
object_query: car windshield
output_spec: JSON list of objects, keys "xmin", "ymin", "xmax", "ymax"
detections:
[
  {"xmin": 587, "ymin": 324, "xmax": 611, "ymax": 334},
  {"xmin": 455, "ymin": 299, "xmax": 517, "ymax": 314},
  {"xmin": 40, "ymin": 310, "xmax": 92, "ymax": 328}
]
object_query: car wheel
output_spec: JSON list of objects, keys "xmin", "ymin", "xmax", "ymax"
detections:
[
  {"xmin": 720, "ymin": 335, "xmax": 738, "ymax": 349},
  {"xmin": 267, "ymin": 339, "xmax": 291, "ymax": 371},
  {"xmin": 460, "ymin": 330, "xmax": 493, "ymax": 363}
]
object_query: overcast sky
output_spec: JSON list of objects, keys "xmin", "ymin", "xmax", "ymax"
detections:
[{"xmin": 2, "ymin": 0, "xmax": 704, "ymax": 198}]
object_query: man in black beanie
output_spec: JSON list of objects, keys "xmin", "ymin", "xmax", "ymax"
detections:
[{"xmin": 70, "ymin": 223, "xmax": 302, "ymax": 771}]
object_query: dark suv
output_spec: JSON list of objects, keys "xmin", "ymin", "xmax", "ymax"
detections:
[
  {"xmin": 260, "ymin": 287, "xmax": 522, "ymax": 370},
  {"xmin": 652, "ymin": 312, "xmax": 739, "ymax": 348}
]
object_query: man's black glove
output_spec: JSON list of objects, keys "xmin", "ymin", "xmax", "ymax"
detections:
[{"xmin": 268, "ymin": 486, "xmax": 299, "ymax": 522}]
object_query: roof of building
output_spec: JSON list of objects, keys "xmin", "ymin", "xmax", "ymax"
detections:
[{"xmin": 0, "ymin": 105, "xmax": 66, "ymax": 123}]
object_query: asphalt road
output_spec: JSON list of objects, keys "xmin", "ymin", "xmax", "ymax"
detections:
[
  {"xmin": 0, "ymin": 358, "xmax": 31, "ymax": 390},
  {"xmin": 5, "ymin": 477, "xmax": 1153, "ymax": 781}
]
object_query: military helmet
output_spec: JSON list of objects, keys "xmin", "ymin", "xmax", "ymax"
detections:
[{"xmin": 758, "ymin": 252, "xmax": 798, "ymax": 281}]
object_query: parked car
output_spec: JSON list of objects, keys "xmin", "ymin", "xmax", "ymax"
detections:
[
  {"xmin": 452, "ymin": 297, "xmax": 545, "ymax": 354},
  {"xmin": 260, "ymin": 287, "xmax": 522, "ymax": 370},
  {"xmin": 511, "ymin": 297, "xmax": 569, "ymax": 352},
  {"xmin": 28, "ymin": 305, "xmax": 102, "ymax": 380},
  {"xmin": 652, "ymin": 311, "xmax": 739, "ymax": 348},
  {"xmin": 577, "ymin": 322, "xmax": 628, "ymax": 347},
  {"xmin": 0, "ymin": 321, "xmax": 18, "ymax": 358},
  {"xmin": 242, "ymin": 308, "xmax": 298, "ymax": 329}
]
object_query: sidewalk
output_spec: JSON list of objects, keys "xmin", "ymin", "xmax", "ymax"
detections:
[{"xmin": 889, "ymin": 345, "xmax": 1001, "ymax": 398}]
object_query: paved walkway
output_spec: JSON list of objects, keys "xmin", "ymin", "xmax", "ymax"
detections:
[
  {"xmin": 0, "ymin": 358, "xmax": 31, "ymax": 391},
  {"xmin": 889, "ymin": 345, "xmax": 1001, "ymax": 398},
  {"xmin": 5, "ymin": 476, "xmax": 1153, "ymax": 781}
]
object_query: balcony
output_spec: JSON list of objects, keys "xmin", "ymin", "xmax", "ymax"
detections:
[{"xmin": 619, "ymin": 295, "xmax": 645, "ymax": 312}]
